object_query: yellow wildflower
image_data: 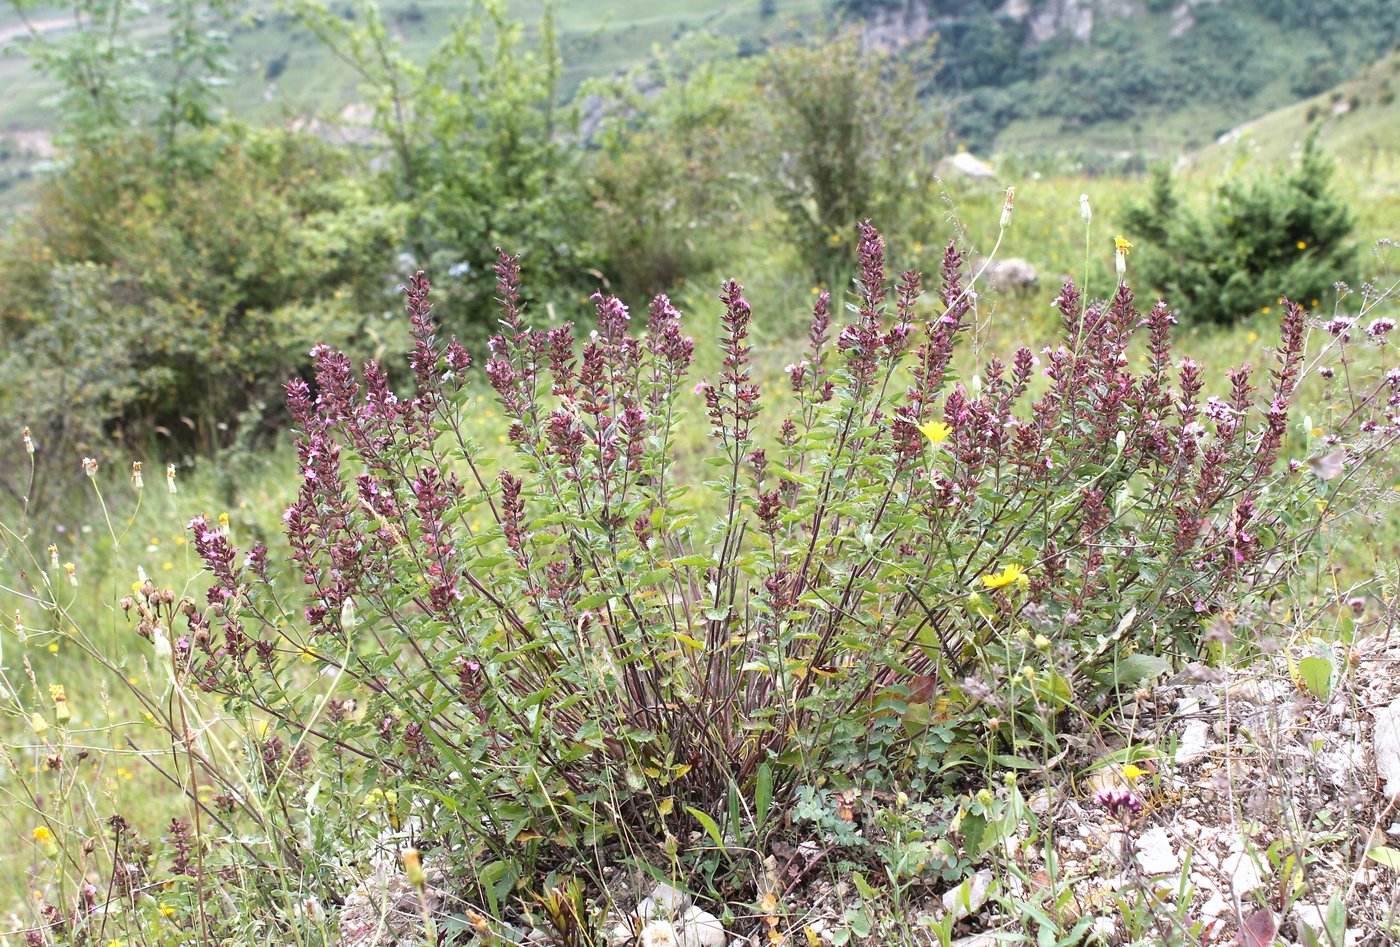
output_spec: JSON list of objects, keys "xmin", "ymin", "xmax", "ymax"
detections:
[
  {"xmin": 32, "ymin": 826, "xmax": 52, "ymax": 844},
  {"xmin": 1296, "ymin": 240, "xmax": 1307, "ymax": 250},
  {"xmin": 981, "ymin": 563, "xmax": 1027, "ymax": 589},
  {"xmin": 1113, "ymin": 235, "xmax": 1134, "ymax": 254},
  {"xmin": 918, "ymin": 420, "xmax": 952, "ymax": 444}
]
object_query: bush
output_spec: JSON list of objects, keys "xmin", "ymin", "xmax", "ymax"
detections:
[
  {"xmin": 292, "ymin": 0, "xmax": 598, "ymax": 325},
  {"xmin": 67, "ymin": 226, "xmax": 1392, "ymax": 943},
  {"xmin": 760, "ymin": 33, "xmax": 941, "ymax": 282},
  {"xmin": 0, "ymin": 125, "xmax": 406, "ymax": 510},
  {"xmin": 585, "ymin": 37, "xmax": 759, "ymax": 299},
  {"xmin": 1120, "ymin": 134, "xmax": 1355, "ymax": 324}
]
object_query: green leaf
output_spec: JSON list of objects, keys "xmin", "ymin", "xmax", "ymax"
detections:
[
  {"xmin": 1367, "ymin": 846, "xmax": 1400, "ymax": 871},
  {"xmin": 1298, "ymin": 655, "xmax": 1333, "ymax": 701},
  {"xmin": 755, "ymin": 763, "xmax": 773, "ymax": 832},
  {"xmin": 685, "ymin": 806, "xmax": 725, "ymax": 849},
  {"xmin": 1113, "ymin": 653, "xmax": 1171, "ymax": 686}
]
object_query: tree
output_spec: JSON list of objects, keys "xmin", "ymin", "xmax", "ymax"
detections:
[
  {"xmin": 760, "ymin": 30, "xmax": 942, "ymax": 282},
  {"xmin": 1121, "ymin": 133, "xmax": 1354, "ymax": 324},
  {"xmin": 291, "ymin": 0, "xmax": 597, "ymax": 326}
]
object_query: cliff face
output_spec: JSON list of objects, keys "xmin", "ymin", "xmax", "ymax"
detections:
[{"xmin": 858, "ymin": 0, "xmax": 1207, "ymax": 50}]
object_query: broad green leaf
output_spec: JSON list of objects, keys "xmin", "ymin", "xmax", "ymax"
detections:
[
  {"xmin": 1298, "ymin": 655, "xmax": 1333, "ymax": 701},
  {"xmin": 1367, "ymin": 846, "xmax": 1400, "ymax": 870}
]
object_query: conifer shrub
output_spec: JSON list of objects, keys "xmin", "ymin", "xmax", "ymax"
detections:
[{"xmin": 1120, "ymin": 135, "xmax": 1355, "ymax": 324}]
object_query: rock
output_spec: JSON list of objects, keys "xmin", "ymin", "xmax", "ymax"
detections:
[
  {"xmin": 1134, "ymin": 827, "xmax": 1178, "ymax": 875},
  {"xmin": 1373, "ymin": 696, "xmax": 1400, "ymax": 801},
  {"xmin": 1222, "ymin": 850, "xmax": 1265, "ymax": 895},
  {"xmin": 650, "ymin": 883, "xmax": 692, "ymax": 916},
  {"xmin": 337, "ymin": 869, "xmax": 444, "ymax": 947},
  {"xmin": 676, "ymin": 907, "xmax": 726, "ymax": 947},
  {"xmin": 935, "ymin": 152, "xmax": 998, "ymax": 181},
  {"xmin": 1175, "ymin": 720, "xmax": 1211, "ymax": 765},
  {"xmin": 951, "ymin": 935, "xmax": 1000, "ymax": 947},
  {"xmin": 1201, "ymin": 892, "xmax": 1230, "ymax": 919},
  {"xmin": 978, "ymin": 257, "xmax": 1038, "ymax": 293},
  {"xmin": 941, "ymin": 868, "xmax": 994, "ymax": 922},
  {"xmin": 639, "ymin": 921, "xmax": 680, "ymax": 947}
]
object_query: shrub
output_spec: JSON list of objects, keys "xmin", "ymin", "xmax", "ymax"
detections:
[
  {"xmin": 1120, "ymin": 134, "xmax": 1355, "ymax": 324},
  {"xmin": 760, "ymin": 33, "xmax": 940, "ymax": 283},
  {"xmin": 585, "ymin": 36, "xmax": 759, "ymax": 299},
  {"xmin": 0, "ymin": 125, "xmax": 406, "ymax": 511},
  {"xmin": 97, "ymin": 225, "xmax": 1397, "ymax": 942},
  {"xmin": 292, "ymin": 0, "xmax": 598, "ymax": 325}
]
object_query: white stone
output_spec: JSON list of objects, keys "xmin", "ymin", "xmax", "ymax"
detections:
[
  {"xmin": 1373, "ymin": 696, "xmax": 1400, "ymax": 801},
  {"xmin": 1293, "ymin": 903, "xmax": 1328, "ymax": 939},
  {"xmin": 639, "ymin": 921, "xmax": 680, "ymax": 947},
  {"xmin": 978, "ymin": 257, "xmax": 1039, "ymax": 293},
  {"xmin": 650, "ymin": 883, "xmax": 692, "ymax": 915},
  {"xmin": 936, "ymin": 152, "xmax": 998, "ymax": 181},
  {"xmin": 1175, "ymin": 720, "xmax": 1211, "ymax": 765},
  {"xmin": 1201, "ymin": 893, "xmax": 1230, "ymax": 920},
  {"xmin": 1222, "ymin": 850, "xmax": 1265, "ymax": 895},
  {"xmin": 676, "ymin": 907, "xmax": 726, "ymax": 947},
  {"xmin": 951, "ymin": 936, "xmax": 1000, "ymax": 947},
  {"xmin": 1134, "ymin": 827, "xmax": 1178, "ymax": 875},
  {"xmin": 941, "ymin": 868, "xmax": 994, "ymax": 922}
]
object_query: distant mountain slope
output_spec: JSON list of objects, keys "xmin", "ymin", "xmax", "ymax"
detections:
[
  {"xmin": 1189, "ymin": 47, "xmax": 1400, "ymax": 172},
  {"xmin": 1, "ymin": 0, "xmax": 1396, "ymax": 187}
]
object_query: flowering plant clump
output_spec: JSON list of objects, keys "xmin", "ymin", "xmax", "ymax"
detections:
[{"xmin": 155, "ymin": 224, "xmax": 1396, "ymax": 935}]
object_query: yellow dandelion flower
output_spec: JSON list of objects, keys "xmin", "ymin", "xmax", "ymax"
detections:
[
  {"xmin": 1113, "ymin": 235, "xmax": 1133, "ymax": 254},
  {"xmin": 980, "ymin": 563, "xmax": 1026, "ymax": 589},
  {"xmin": 1296, "ymin": 240, "xmax": 1307, "ymax": 250},
  {"xmin": 918, "ymin": 420, "xmax": 952, "ymax": 444},
  {"xmin": 32, "ymin": 826, "xmax": 53, "ymax": 844}
]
